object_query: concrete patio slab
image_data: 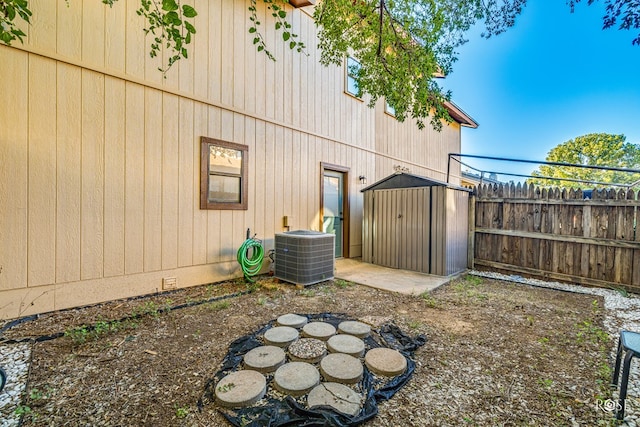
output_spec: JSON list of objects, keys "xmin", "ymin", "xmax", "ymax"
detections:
[{"xmin": 335, "ymin": 258, "xmax": 451, "ymax": 295}]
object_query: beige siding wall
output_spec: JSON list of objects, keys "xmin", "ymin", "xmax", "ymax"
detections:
[
  {"xmin": 0, "ymin": 0, "xmax": 464, "ymax": 319},
  {"xmin": 375, "ymin": 104, "xmax": 462, "ymax": 184}
]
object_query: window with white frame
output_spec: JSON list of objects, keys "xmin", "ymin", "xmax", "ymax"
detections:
[
  {"xmin": 385, "ymin": 101, "xmax": 396, "ymax": 117},
  {"xmin": 345, "ymin": 56, "xmax": 361, "ymax": 98}
]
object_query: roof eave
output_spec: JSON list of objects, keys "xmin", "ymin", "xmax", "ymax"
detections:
[{"xmin": 444, "ymin": 100, "xmax": 478, "ymax": 129}]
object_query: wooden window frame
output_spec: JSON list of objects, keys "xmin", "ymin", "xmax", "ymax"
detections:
[{"xmin": 200, "ymin": 137, "xmax": 248, "ymax": 210}]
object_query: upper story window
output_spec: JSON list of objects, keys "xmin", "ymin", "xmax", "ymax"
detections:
[
  {"xmin": 200, "ymin": 137, "xmax": 248, "ymax": 210},
  {"xmin": 385, "ymin": 101, "xmax": 396, "ymax": 117},
  {"xmin": 345, "ymin": 56, "xmax": 362, "ymax": 98}
]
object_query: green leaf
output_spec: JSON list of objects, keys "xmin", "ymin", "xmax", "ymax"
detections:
[
  {"xmin": 164, "ymin": 11, "xmax": 181, "ymax": 26},
  {"xmin": 283, "ymin": 32, "xmax": 290, "ymax": 41},
  {"xmin": 182, "ymin": 5, "xmax": 198, "ymax": 18},
  {"xmin": 1, "ymin": 32, "xmax": 14, "ymax": 44},
  {"xmin": 278, "ymin": 10, "xmax": 286, "ymax": 18},
  {"xmin": 258, "ymin": 45, "xmax": 264, "ymax": 52},
  {"xmin": 162, "ymin": 0, "xmax": 179, "ymax": 12},
  {"xmin": 185, "ymin": 22, "xmax": 196, "ymax": 34},
  {"xmin": 290, "ymin": 41, "xmax": 296, "ymax": 49},
  {"xmin": 253, "ymin": 37, "xmax": 260, "ymax": 44},
  {"xmin": 249, "ymin": 27, "xmax": 257, "ymax": 33},
  {"xmin": 6, "ymin": 5, "xmax": 16, "ymax": 21}
]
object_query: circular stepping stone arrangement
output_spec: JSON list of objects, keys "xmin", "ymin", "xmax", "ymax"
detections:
[
  {"xmin": 307, "ymin": 382, "xmax": 362, "ymax": 416},
  {"xmin": 364, "ymin": 348, "xmax": 407, "ymax": 377},
  {"xmin": 273, "ymin": 362, "xmax": 320, "ymax": 396},
  {"xmin": 244, "ymin": 345, "xmax": 286, "ymax": 373},
  {"xmin": 327, "ymin": 334, "xmax": 366, "ymax": 358},
  {"xmin": 215, "ymin": 370, "xmax": 267, "ymax": 408},
  {"xmin": 264, "ymin": 326, "xmax": 299, "ymax": 347},
  {"xmin": 214, "ymin": 314, "xmax": 411, "ymax": 412},
  {"xmin": 302, "ymin": 322, "xmax": 336, "ymax": 341},
  {"xmin": 320, "ymin": 353, "xmax": 363, "ymax": 384},
  {"xmin": 289, "ymin": 338, "xmax": 327, "ymax": 363},
  {"xmin": 337, "ymin": 320, "xmax": 371, "ymax": 338},
  {"xmin": 277, "ymin": 313, "xmax": 308, "ymax": 329}
]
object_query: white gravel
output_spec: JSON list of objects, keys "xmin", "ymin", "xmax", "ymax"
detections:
[{"xmin": 0, "ymin": 342, "xmax": 31, "ymax": 427}]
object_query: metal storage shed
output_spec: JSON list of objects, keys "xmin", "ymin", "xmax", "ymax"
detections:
[{"xmin": 361, "ymin": 172, "xmax": 471, "ymax": 276}]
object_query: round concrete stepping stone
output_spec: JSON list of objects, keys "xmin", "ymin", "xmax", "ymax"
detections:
[
  {"xmin": 273, "ymin": 362, "xmax": 320, "ymax": 396},
  {"xmin": 277, "ymin": 313, "xmax": 308, "ymax": 329},
  {"xmin": 337, "ymin": 320, "xmax": 371, "ymax": 338},
  {"xmin": 307, "ymin": 382, "xmax": 362, "ymax": 416},
  {"xmin": 288, "ymin": 338, "xmax": 327, "ymax": 363},
  {"xmin": 215, "ymin": 370, "xmax": 266, "ymax": 408},
  {"xmin": 364, "ymin": 348, "xmax": 407, "ymax": 377},
  {"xmin": 302, "ymin": 322, "xmax": 337, "ymax": 341},
  {"xmin": 243, "ymin": 345, "xmax": 286, "ymax": 373},
  {"xmin": 264, "ymin": 326, "xmax": 299, "ymax": 347},
  {"xmin": 327, "ymin": 334, "xmax": 366, "ymax": 358},
  {"xmin": 320, "ymin": 353, "xmax": 363, "ymax": 384}
]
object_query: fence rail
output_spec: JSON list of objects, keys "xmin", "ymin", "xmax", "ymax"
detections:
[{"xmin": 472, "ymin": 183, "xmax": 640, "ymax": 293}]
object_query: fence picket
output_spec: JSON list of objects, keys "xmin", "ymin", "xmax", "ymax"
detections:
[{"xmin": 474, "ymin": 183, "xmax": 640, "ymax": 293}]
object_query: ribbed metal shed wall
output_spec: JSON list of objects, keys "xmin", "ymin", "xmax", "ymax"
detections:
[{"xmin": 362, "ymin": 173, "xmax": 470, "ymax": 276}]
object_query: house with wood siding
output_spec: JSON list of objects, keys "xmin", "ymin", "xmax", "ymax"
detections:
[{"xmin": 0, "ymin": 0, "xmax": 477, "ymax": 320}]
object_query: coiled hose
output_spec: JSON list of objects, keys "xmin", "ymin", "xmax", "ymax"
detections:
[{"xmin": 237, "ymin": 237, "xmax": 264, "ymax": 282}]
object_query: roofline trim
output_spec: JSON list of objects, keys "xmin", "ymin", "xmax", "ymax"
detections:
[{"xmin": 444, "ymin": 100, "xmax": 478, "ymax": 128}]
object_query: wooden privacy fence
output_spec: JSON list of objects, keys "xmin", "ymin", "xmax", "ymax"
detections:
[{"xmin": 472, "ymin": 183, "xmax": 640, "ymax": 293}]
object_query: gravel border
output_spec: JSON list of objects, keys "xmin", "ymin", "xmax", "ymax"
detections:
[{"xmin": 0, "ymin": 343, "xmax": 31, "ymax": 427}]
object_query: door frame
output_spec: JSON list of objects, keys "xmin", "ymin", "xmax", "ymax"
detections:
[{"xmin": 320, "ymin": 162, "xmax": 350, "ymax": 258}]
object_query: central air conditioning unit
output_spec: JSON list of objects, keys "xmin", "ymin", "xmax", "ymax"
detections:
[{"xmin": 274, "ymin": 230, "xmax": 335, "ymax": 286}]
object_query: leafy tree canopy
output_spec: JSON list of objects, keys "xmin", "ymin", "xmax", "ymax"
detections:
[
  {"xmin": 2, "ymin": 0, "xmax": 640, "ymax": 130},
  {"xmin": 527, "ymin": 133, "xmax": 640, "ymax": 188}
]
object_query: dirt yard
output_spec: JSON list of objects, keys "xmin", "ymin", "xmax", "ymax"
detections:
[{"xmin": 2, "ymin": 274, "xmax": 614, "ymax": 426}]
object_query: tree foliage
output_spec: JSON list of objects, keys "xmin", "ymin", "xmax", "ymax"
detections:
[
  {"xmin": 569, "ymin": 0, "xmax": 640, "ymax": 45},
  {"xmin": 134, "ymin": 0, "xmax": 198, "ymax": 73},
  {"xmin": 1, "ymin": 0, "xmax": 197, "ymax": 74},
  {"xmin": 527, "ymin": 133, "xmax": 640, "ymax": 188},
  {"xmin": 0, "ymin": 0, "xmax": 31, "ymax": 44},
  {"xmin": 314, "ymin": 0, "xmax": 526, "ymax": 129}
]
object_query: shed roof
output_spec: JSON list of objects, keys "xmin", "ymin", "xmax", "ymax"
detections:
[{"xmin": 361, "ymin": 172, "xmax": 471, "ymax": 192}]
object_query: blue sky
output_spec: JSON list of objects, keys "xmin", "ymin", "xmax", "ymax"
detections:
[{"xmin": 442, "ymin": 0, "xmax": 640, "ymax": 182}]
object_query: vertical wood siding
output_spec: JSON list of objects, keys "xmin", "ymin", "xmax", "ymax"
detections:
[{"xmin": 0, "ymin": 0, "xmax": 465, "ymax": 319}]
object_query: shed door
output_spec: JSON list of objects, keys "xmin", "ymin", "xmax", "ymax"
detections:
[{"xmin": 371, "ymin": 188, "xmax": 431, "ymax": 273}]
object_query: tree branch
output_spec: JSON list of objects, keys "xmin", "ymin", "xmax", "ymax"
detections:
[{"xmin": 377, "ymin": 0, "xmax": 385, "ymax": 57}]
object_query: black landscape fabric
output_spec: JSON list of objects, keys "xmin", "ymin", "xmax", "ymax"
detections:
[{"xmin": 199, "ymin": 313, "xmax": 427, "ymax": 427}]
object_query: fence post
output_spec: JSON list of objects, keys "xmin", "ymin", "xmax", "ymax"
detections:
[{"xmin": 468, "ymin": 192, "xmax": 476, "ymax": 269}]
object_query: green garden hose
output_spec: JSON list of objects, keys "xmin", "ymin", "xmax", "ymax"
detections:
[{"xmin": 237, "ymin": 237, "xmax": 264, "ymax": 282}]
